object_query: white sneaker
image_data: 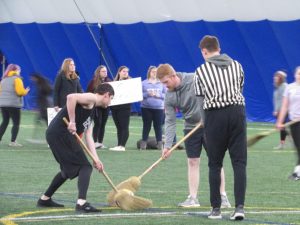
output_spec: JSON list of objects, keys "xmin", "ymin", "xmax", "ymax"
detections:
[
  {"xmin": 95, "ymin": 142, "xmax": 102, "ymax": 149},
  {"xmin": 109, "ymin": 146, "xmax": 125, "ymax": 151},
  {"xmin": 273, "ymin": 143, "xmax": 285, "ymax": 150},
  {"xmin": 177, "ymin": 195, "xmax": 200, "ymax": 207},
  {"xmin": 9, "ymin": 142, "xmax": 23, "ymax": 147},
  {"xmin": 221, "ymin": 194, "xmax": 231, "ymax": 208}
]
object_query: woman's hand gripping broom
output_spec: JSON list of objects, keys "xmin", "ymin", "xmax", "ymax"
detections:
[
  {"xmin": 107, "ymin": 122, "xmax": 203, "ymax": 206},
  {"xmin": 63, "ymin": 117, "xmax": 152, "ymax": 210}
]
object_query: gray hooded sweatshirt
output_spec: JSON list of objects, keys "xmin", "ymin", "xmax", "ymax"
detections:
[{"xmin": 164, "ymin": 72, "xmax": 204, "ymax": 149}]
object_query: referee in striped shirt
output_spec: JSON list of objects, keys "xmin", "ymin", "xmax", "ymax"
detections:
[{"xmin": 194, "ymin": 35, "xmax": 247, "ymax": 220}]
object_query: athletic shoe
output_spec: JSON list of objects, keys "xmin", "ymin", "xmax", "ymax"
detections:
[
  {"xmin": 156, "ymin": 141, "xmax": 163, "ymax": 150},
  {"xmin": 221, "ymin": 194, "xmax": 231, "ymax": 208},
  {"xmin": 95, "ymin": 142, "xmax": 102, "ymax": 149},
  {"xmin": 37, "ymin": 198, "xmax": 64, "ymax": 207},
  {"xmin": 140, "ymin": 141, "xmax": 147, "ymax": 150},
  {"xmin": 273, "ymin": 143, "xmax": 285, "ymax": 150},
  {"xmin": 75, "ymin": 202, "xmax": 101, "ymax": 213},
  {"xmin": 208, "ymin": 207, "xmax": 222, "ymax": 219},
  {"xmin": 288, "ymin": 173, "xmax": 300, "ymax": 181},
  {"xmin": 230, "ymin": 205, "xmax": 245, "ymax": 220},
  {"xmin": 109, "ymin": 146, "xmax": 126, "ymax": 151},
  {"xmin": 177, "ymin": 195, "xmax": 200, "ymax": 207},
  {"xmin": 9, "ymin": 142, "xmax": 23, "ymax": 147}
]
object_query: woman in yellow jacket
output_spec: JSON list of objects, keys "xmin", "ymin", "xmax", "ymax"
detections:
[{"xmin": 0, "ymin": 64, "xmax": 30, "ymax": 146}]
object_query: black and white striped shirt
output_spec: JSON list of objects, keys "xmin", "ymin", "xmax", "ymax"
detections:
[{"xmin": 194, "ymin": 60, "xmax": 245, "ymax": 110}]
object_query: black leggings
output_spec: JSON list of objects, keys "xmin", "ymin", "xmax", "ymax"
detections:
[
  {"xmin": 93, "ymin": 107, "xmax": 109, "ymax": 143},
  {"xmin": 111, "ymin": 107, "xmax": 131, "ymax": 146},
  {"xmin": 0, "ymin": 107, "xmax": 21, "ymax": 142},
  {"xmin": 290, "ymin": 122, "xmax": 300, "ymax": 165},
  {"xmin": 44, "ymin": 165, "xmax": 92, "ymax": 199}
]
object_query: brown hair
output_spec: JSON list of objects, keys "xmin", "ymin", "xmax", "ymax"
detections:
[
  {"xmin": 156, "ymin": 64, "xmax": 176, "ymax": 80},
  {"xmin": 60, "ymin": 58, "xmax": 78, "ymax": 80},
  {"xmin": 199, "ymin": 35, "xmax": 220, "ymax": 52},
  {"xmin": 114, "ymin": 66, "xmax": 130, "ymax": 81},
  {"xmin": 147, "ymin": 66, "xmax": 157, "ymax": 79},
  {"xmin": 92, "ymin": 65, "xmax": 107, "ymax": 90}
]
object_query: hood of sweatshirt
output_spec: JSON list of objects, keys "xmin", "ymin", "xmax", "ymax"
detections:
[{"xmin": 206, "ymin": 54, "xmax": 233, "ymax": 69}]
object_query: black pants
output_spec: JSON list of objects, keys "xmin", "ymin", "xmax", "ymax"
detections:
[
  {"xmin": 141, "ymin": 107, "xmax": 163, "ymax": 142},
  {"xmin": 111, "ymin": 107, "xmax": 131, "ymax": 146},
  {"xmin": 205, "ymin": 105, "xmax": 247, "ymax": 208},
  {"xmin": 0, "ymin": 107, "xmax": 21, "ymax": 142},
  {"xmin": 290, "ymin": 122, "xmax": 300, "ymax": 165},
  {"xmin": 93, "ymin": 107, "xmax": 109, "ymax": 143}
]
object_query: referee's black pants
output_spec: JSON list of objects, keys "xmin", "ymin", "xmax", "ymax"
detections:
[{"xmin": 205, "ymin": 105, "xmax": 247, "ymax": 208}]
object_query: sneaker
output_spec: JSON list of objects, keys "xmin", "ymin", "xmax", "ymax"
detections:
[
  {"xmin": 37, "ymin": 198, "xmax": 64, "ymax": 207},
  {"xmin": 9, "ymin": 142, "xmax": 23, "ymax": 147},
  {"xmin": 288, "ymin": 173, "xmax": 300, "ymax": 181},
  {"xmin": 273, "ymin": 143, "xmax": 285, "ymax": 150},
  {"xmin": 230, "ymin": 205, "xmax": 245, "ymax": 220},
  {"xmin": 75, "ymin": 202, "xmax": 101, "ymax": 213},
  {"xmin": 221, "ymin": 194, "xmax": 231, "ymax": 208},
  {"xmin": 208, "ymin": 207, "xmax": 222, "ymax": 219},
  {"xmin": 109, "ymin": 146, "xmax": 126, "ymax": 151},
  {"xmin": 140, "ymin": 141, "xmax": 147, "ymax": 150},
  {"xmin": 99, "ymin": 144, "xmax": 107, "ymax": 149},
  {"xmin": 177, "ymin": 195, "xmax": 200, "ymax": 207},
  {"xmin": 95, "ymin": 142, "xmax": 102, "ymax": 149},
  {"xmin": 156, "ymin": 141, "xmax": 163, "ymax": 150}
]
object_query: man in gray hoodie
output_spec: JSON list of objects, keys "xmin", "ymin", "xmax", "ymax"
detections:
[{"xmin": 156, "ymin": 63, "xmax": 231, "ymax": 208}]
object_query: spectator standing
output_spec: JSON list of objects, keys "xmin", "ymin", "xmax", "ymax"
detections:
[
  {"xmin": 140, "ymin": 66, "xmax": 166, "ymax": 150},
  {"xmin": 87, "ymin": 65, "xmax": 111, "ymax": 149},
  {"xmin": 109, "ymin": 66, "xmax": 131, "ymax": 151},
  {"xmin": 0, "ymin": 64, "xmax": 30, "ymax": 146},
  {"xmin": 53, "ymin": 58, "xmax": 83, "ymax": 111}
]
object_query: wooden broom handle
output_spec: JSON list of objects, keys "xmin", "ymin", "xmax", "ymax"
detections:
[
  {"xmin": 63, "ymin": 117, "xmax": 118, "ymax": 192},
  {"xmin": 138, "ymin": 122, "xmax": 203, "ymax": 179}
]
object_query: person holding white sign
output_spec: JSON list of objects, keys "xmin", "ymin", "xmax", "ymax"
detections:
[{"xmin": 109, "ymin": 66, "xmax": 132, "ymax": 151}]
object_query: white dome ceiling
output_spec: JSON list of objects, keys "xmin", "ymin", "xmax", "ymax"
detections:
[{"xmin": 1, "ymin": 0, "xmax": 300, "ymax": 24}]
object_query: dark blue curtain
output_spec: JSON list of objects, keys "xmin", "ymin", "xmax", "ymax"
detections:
[{"xmin": 1, "ymin": 20, "xmax": 299, "ymax": 121}]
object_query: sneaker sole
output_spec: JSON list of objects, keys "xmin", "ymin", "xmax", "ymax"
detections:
[
  {"xmin": 208, "ymin": 215, "xmax": 222, "ymax": 219},
  {"xmin": 178, "ymin": 204, "xmax": 200, "ymax": 208},
  {"xmin": 230, "ymin": 213, "xmax": 245, "ymax": 220}
]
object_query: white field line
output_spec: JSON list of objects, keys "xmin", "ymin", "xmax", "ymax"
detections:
[{"xmin": 4, "ymin": 210, "xmax": 300, "ymax": 222}]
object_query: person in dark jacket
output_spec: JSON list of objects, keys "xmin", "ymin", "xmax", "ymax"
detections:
[
  {"xmin": 53, "ymin": 58, "xmax": 83, "ymax": 111},
  {"xmin": 87, "ymin": 65, "xmax": 111, "ymax": 149}
]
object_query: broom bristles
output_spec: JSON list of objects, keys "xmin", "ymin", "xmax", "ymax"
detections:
[
  {"xmin": 114, "ymin": 189, "xmax": 152, "ymax": 211},
  {"xmin": 247, "ymin": 131, "xmax": 271, "ymax": 147},
  {"xmin": 107, "ymin": 176, "xmax": 141, "ymax": 206}
]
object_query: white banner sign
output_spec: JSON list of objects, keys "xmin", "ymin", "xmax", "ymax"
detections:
[
  {"xmin": 108, "ymin": 77, "xmax": 143, "ymax": 106},
  {"xmin": 47, "ymin": 107, "xmax": 61, "ymax": 126}
]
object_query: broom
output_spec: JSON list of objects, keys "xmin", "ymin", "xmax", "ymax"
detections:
[
  {"xmin": 247, "ymin": 119, "xmax": 300, "ymax": 147},
  {"xmin": 107, "ymin": 122, "xmax": 203, "ymax": 206},
  {"xmin": 62, "ymin": 117, "xmax": 152, "ymax": 210}
]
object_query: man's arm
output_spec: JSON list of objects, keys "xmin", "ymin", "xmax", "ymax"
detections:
[
  {"xmin": 66, "ymin": 93, "xmax": 96, "ymax": 133},
  {"xmin": 85, "ymin": 125, "xmax": 103, "ymax": 172},
  {"xmin": 163, "ymin": 101, "xmax": 177, "ymax": 158}
]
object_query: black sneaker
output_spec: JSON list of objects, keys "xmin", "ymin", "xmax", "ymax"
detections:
[
  {"xmin": 208, "ymin": 207, "xmax": 222, "ymax": 219},
  {"xmin": 37, "ymin": 198, "xmax": 64, "ymax": 207},
  {"xmin": 230, "ymin": 205, "xmax": 245, "ymax": 220},
  {"xmin": 288, "ymin": 173, "xmax": 300, "ymax": 181},
  {"xmin": 75, "ymin": 202, "xmax": 101, "ymax": 213}
]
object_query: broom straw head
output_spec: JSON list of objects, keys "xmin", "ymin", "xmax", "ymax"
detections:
[
  {"xmin": 247, "ymin": 131, "xmax": 271, "ymax": 147},
  {"xmin": 107, "ymin": 176, "xmax": 141, "ymax": 206},
  {"xmin": 114, "ymin": 189, "xmax": 152, "ymax": 211}
]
